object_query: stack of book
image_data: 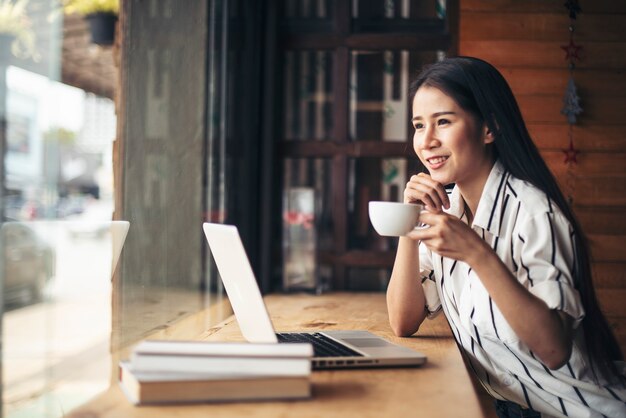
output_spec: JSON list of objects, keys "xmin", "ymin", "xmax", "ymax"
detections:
[{"xmin": 119, "ymin": 340, "xmax": 314, "ymax": 405}]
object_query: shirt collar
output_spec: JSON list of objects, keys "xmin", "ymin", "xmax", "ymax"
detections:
[
  {"xmin": 447, "ymin": 186, "xmax": 465, "ymax": 220},
  {"xmin": 472, "ymin": 160, "xmax": 507, "ymax": 237}
]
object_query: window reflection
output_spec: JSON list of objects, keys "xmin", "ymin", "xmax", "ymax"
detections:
[
  {"xmin": 283, "ymin": 158, "xmax": 333, "ymax": 292},
  {"xmin": 283, "ymin": 50, "xmax": 333, "ymax": 141},
  {"xmin": 282, "ymin": 0, "xmax": 332, "ymax": 19},
  {"xmin": 349, "ymin": 50, "xmax": 441, "ymax": 142},
  {"xmin": 1, "ymin": 1, "xmax": 235, "ymax": 416},
  {"xmin": 1, "ymin": 222, "xmax": 118, "ymax": 417},
  {"xmin": 347, "ymin": 267, "xmax": 392, "ymax": 291},
  {"xmin": 283, "ymin": 158, "xmax": 332, "ymax": 250},
  {"xmin": 352, "ymin": 0, "xmax": 446, "ymax": 27}
]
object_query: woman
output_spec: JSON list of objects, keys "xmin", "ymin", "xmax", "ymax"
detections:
[{"xmin": 387, "ymin": 56, "xmax": 625, "ymax": 418}]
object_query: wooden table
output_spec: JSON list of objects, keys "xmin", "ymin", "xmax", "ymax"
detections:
[{"xmin": 68, "ymin": 292, "xmax": 486, "ymax": 418}]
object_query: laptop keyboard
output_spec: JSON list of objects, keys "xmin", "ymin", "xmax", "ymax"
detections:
[{"xmin": 276, "ymin": 332, "xmax": 364, "ymax": 358}]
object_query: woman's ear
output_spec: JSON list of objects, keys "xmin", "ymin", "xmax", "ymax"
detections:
[{"xmin": 483, "ymin": 124, "xmax": 495, "ymax": 145}]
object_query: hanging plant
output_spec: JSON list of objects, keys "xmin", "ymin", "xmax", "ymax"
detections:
[
  {"xmin": 0, "ymin": 0, "xmax": 37, "ymax": 60},
  {"xmin": 62, "ymin": 0, "xmax": 118, "ymax": 16},
  {"xmin": 62, "ymin": 0, "xmax": 119, "ymax": 46}
]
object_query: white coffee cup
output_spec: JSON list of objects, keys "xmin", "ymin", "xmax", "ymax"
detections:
[{"xmin": 368, "ymin": 201, "xmax": 425, "ymax": 237}]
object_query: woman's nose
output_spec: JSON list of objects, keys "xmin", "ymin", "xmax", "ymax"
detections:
[{"xmin": 417, "ymin": 126, "xmax": 438, "ymax": 149}]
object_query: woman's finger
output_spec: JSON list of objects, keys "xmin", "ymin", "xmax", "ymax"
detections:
[
  {"xmin": 416, "ymin": 173, "xmax": 450, "ymax": 209},
  {"xmin": 411, "ymin": 183, "xmax": 445, "ymax": 212}
]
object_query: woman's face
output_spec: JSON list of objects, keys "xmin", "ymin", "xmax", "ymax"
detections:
[{"xmin": 411, "ymin": 85, "xmax": 494, "ymax": 188}]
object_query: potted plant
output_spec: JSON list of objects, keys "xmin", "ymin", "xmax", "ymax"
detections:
[
  {"xmin": 0, "ymin": 0, "xmax": 36, "ymax": 61},
  {"xmin": 63, "ymin": 0, "xmax": 119, "ymax": 46}
]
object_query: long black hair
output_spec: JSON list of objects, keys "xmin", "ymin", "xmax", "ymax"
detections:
[{"xmin": 409, "ymin": 56, "xmax": 623, "ymax": 384}]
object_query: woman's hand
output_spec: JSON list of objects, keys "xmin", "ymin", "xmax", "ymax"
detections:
[
  {"xmin": 408, "ymin": 211, "xmax": 489, "ymax": 264},
  {"xmin": 404, "ymin": 173, "xmax": 450, "ymax": 213}
]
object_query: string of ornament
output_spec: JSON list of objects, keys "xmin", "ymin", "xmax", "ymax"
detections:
[{"xmin": 561, "ymin": 0, "xmax": 583, "ymax": 203}]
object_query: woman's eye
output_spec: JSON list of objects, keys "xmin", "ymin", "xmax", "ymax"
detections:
[
  {"xmin": 437, "ymin": 119, "xmax": 450, "ymax": 126},
  {"xmin": 414, "ymin": 123, "xmax": 424, "ymax": 130}
]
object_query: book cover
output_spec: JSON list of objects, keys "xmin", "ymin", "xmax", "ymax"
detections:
[
  {"xmin": 118, "ymin": 362, "xmax": 312, "ymax": 405},
  {"xmin": 130, "ymin": 352, "xmax": 312, "ymax": 376},
  {"xmin": 130, "ymin": 340, "xmax": 313, "ymax": 376},
  {"xmin": 133, "ymin": 340, "xmax": 314, "ymax": 358}
]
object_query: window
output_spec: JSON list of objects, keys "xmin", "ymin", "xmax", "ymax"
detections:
[
  {"xmin": 1, "ymin": 1, "xmax": 264, "ymax": 415},
  {"xmin": 265, "ymin": 0, "xmax": 458, "ymax": 290}
]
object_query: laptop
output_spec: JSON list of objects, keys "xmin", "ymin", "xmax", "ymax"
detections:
[{"xmin": 202, "ymin": 222, "xmax": 427, "ymax": 369}]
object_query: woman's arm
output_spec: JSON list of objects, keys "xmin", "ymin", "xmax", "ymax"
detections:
[
  {"xmin": 386, "ymin": 173, "xmax": 450, "ymax": 337},
  {"xmin": 387, "ymin": 237, "xmax": 427, "ymax": 337},
  {"xmin": 467, "ymin": 239, "xmax": 573, "ymax": 369},
  {"xmin": 412, "ymin": 212, "xmax": 574, "ymax": 369}
]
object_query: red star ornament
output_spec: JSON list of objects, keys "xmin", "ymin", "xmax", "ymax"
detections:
[
  {"xmin": 561, "ymin": 39, "xmax": 583, "ymax": 62},
  {"xmin": 563, "ymin": 140, "xmax": 579, "ymax": 164}
]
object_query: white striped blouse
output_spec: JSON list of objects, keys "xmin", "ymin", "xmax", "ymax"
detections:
[{"xmin": 419, "ymin": 160, "xmax": 626, "ymax": 418}]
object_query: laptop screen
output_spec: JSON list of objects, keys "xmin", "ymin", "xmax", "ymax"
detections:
[{"xmin": 203, "ymin": 223, "xmax": 278, "ymax": 343}]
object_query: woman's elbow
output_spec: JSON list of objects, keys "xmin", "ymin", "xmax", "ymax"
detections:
[
  {"xmin": 391, "ymin": 324, "xmax": 418, "ymax": 337},
  {"xmin": 389, "ymin": 315, "xmax": 423, "ymax": 337},
  {"xmin": 540, "ymin": 344, "xmax": 573, "ymax": 370}
]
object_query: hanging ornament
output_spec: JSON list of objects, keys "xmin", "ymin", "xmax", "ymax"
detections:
[
  {"xmin": 561, "ymin": 77, "xmax": 583, "ymax": 124},
  {"xmin": 560, "ymin": 0, "xmax": 583, "ymax": 205},
  {"xmin": 564, "ymin": 0, "xmax": 582, "ymax": 20},
  {"xmin": 561, "ymin": 38, "xmax": 583, "ymax": 62},
  {"xmin": 563, "ymin": 137, "xmax": 579, "ymax": 164}
]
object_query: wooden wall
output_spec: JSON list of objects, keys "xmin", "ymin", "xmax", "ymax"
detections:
[{"xmin": 459, "ymin": 0, "xmax": 626, "ymax": 351}]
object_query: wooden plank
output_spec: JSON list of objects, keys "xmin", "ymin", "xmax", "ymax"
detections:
[
  {"xmin": 592, "ymin": 263, "xmax": 626, "ymax": 289},
  {"xmin": 460, "ymin": 41, "xmax": 626, "ymax": 70},
  {"xmin": 516, "ymin": 95, "xmax": 626, "ymax": 124},
  {"xmin": 546, "ymin": 162, "xmax": 626, "ymax": 204},
  {"xmin": 461, "ymin": 0, "xmax": 626, "ymax": 14},
  {"xmin": 549, "ymin": 176, "xmax": 626, "ymax": 207},
  {"xmin": 499, "ymin": 68, "xmax": 626, "ymax": 97},
  {"xmin": 597, "ymin": 289, "xmax": 626, "ymax": 318},
  {"xmin": 542, "ymin": 151, "xmax": 626, "ymax": 177},
  {"xmin": 575, "ymin": 207, "xmax": 626, "ymax": 235},
  {"xmin": 528, "ymin": 124, "xmax": 626, "ymax": 151},
  {"xmin": 462, "ymin": 13, "xmax": 626, "ymax": 42},
  {"xmin": 589, "ymin": 235, "xmax": 626, "ymax": 262},
  {"xmin": 605, "ymin": 316, "xmax": 626, "ymax": 354},
  {"xmin": 574, "ymin": 177, "xmax": 626, "ymax": 206}
]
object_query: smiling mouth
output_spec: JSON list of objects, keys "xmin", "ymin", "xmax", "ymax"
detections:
[{"xmin": 427, "ymin": 156, "xmax": 449, "ymax": 165}]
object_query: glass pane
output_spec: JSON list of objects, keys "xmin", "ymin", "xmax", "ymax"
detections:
[
  {"xmin": 2, "ymin": 1, "xmax": 243, "ymax": 416},
  {"xmin": 352, "ymin": 0, "xmax": 446, "ymax": 33},
  {"xmin": 347, "ymin": 267, "xmax": 392, "ymax": 291},
  {"xmin": 348, "ymin": 157, "xmax": 423, "ymax": 251},
  {"xmin": 282, "ymin": 0, "xmax": 333, "ymax": 19},
  {"xmin": 1, "ymin": 221, "xmax": 121, "ymax": 417},
  {"xmin": 280, "ymin": 0, "xmax": 333, "ymax": 33},
  {"xmin": 283, "ymin": 158, "xmax": 332, "ymax": 250},
  {"xmin": 282, "ymin": 158, "xmax": 332, "ymax": 292},
  {"xmin": 350, "ymin": 50, "xmax": 441, "ymax": 142},
  {"xmin": 283, "ymin": 50, "xmax": 333, "ymax": 140}
]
